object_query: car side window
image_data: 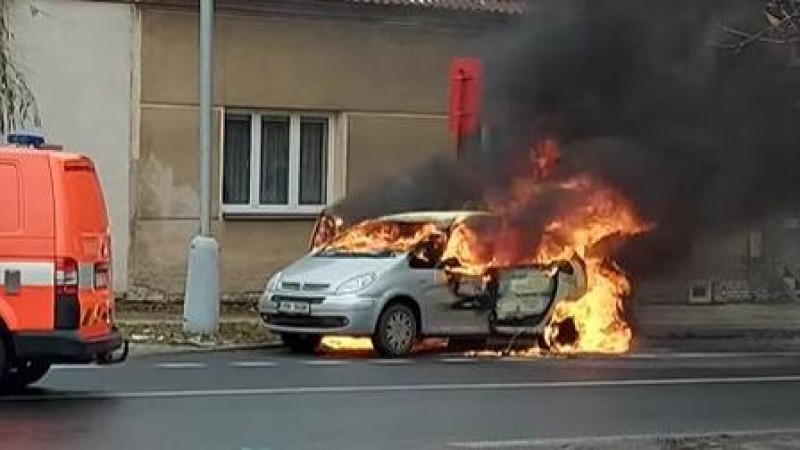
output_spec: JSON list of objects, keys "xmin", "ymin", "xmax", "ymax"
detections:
[{"xmin": 409, "ymin": 233, "xmax": 446, "ymax": 270}]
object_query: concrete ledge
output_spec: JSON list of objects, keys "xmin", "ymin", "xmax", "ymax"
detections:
[{"xmin": 115, "ymin": 312, "xmax": 277, "ymax": 349}]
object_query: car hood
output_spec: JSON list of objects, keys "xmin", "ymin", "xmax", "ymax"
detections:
[{"xmin": 278, "ymin": 253, "xmax": 405, "ymax": 288}]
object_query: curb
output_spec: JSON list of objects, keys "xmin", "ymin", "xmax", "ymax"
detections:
[
  {"xmin": 640, "ymin": 328, "xmax": 800, "ymax": 340},
  {"xmin": 128, "ymin": 341, "xmax": 284, "ymax": 357},
  {"xmin": 116, "ymin": 319, "xmax": 262, "ymax": 326}
]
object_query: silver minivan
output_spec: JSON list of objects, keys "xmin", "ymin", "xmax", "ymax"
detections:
[{"xmin": 258, "ymin": 210, "xmax": 587, "ymax": 357}]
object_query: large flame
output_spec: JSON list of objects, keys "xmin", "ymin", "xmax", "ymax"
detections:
[
  {"xmin": 441, "ymin": 173, "xmax": 650, "ymax": 353},
  {"xmin": 320, "ymin": 219, "xmax": 445, "ymax": 256},
  {"xmin": 316, "ymin": 139, "xmax": 652, "ymax": 356}
]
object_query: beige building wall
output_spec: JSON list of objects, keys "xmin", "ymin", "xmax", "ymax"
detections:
[
  {"xmin": 133, "ymin": 6, "xmax": 490, "ymax": 299},
  {"xmin": 11, "ymin": 0, "xmax": 135, "ymax": 294}
]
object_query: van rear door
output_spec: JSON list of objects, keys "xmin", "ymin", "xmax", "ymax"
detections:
[
  {"xmin": 52, "ymin": 156, "xmax": 112, "ymax": 338},
  {"xmin": 0, "ymin": 151, "xmax": 56, "ymax": 332}
]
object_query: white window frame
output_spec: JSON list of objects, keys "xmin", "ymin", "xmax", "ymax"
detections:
[{"xmin": 221, "ymin": 109, "xmax": 340, "ymax": 218}]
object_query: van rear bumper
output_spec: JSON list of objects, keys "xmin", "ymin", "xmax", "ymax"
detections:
[{"xmin": 12, "ymin": 327, "xmax": 126, "ymax": 364}]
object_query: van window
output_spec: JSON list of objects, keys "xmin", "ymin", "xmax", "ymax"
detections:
[
  {"xmin": 0, "ymin": 162, "xmax": 21, "ymax": 233},
  {"xmin": 64, "ymin": 162, "xmax": 107, "ymax": 232}
]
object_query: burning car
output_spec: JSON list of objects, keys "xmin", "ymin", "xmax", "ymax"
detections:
[{"xmin": 258, "ymin": 210, "xmax": 588, "ymax": 357}]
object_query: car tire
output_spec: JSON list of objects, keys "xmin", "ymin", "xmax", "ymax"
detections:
[
  {"xmin": 372, "ymin": 303, "xmax": 418, "ymax": 358},
  {"xmin": 281, "ymin": 333, "xmax": 322, "ymax": 354},
  {"xmin": 3, "ymin": 361, "xmax": 51, "ymax": 390}
]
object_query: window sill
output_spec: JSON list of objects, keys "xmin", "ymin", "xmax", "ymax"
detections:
[{"xmin": 221, "ymin": 204, "xmax": 325, "ymax": 221}]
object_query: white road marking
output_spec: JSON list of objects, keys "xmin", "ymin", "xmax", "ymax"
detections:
[
  {"xmin": 6, "ymin": 374, "xmax": 800, "ymax": 402},
  {"xmin": 303, "ymin": 360, "xmax": 350, "ymax": 366},
  {"xmin": 369, "ymin": 359, "xmax": 412, "ymax": 365},
  {"xmin": 155, "ymin": 362, "xmax": 207, "ymax": 369},
  {"xmin": 51, "ymin": 364, "xmax": 106, "ymax": 370},
  {"xmin": 440, "ymin": 358, "xmax": 477, "ymax": 364},
  {"xmin": 495, "ymin": 357, "xmax": 545, "ymax": 362},
  {"xmin": 229, "ymin": 361, "xmax": 279, "ymax": 368},
  {"xmin": 448, "ymin": 427, "xmax": 800, "ymax": 448},
  {"xmin": 620, "ymin": 353, "xmax": 660, "ymax": 359}
]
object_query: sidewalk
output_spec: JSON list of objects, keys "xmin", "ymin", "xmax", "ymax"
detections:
[
  {"xmin": 115, "ymin": 307, "xmax": 279, "ymax": 350},
  {"xmin": 515, "ymin": 429, "xmax": 800, "ymax": 450},
  {"xmin": 113, "ymin": 301, "xmax": 800, "ymax": 354},
  {"xmin": 636, "ymin": 303, "xmax": 800, "ymax": 338},
  {"xmin": 632, "ymin": 302, "xmax": 800, "ymax": 353}
]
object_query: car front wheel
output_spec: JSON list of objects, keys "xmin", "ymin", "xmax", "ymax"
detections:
[{"xmin": 372, "ymin": 303, "xmax": 418, "ymax": 358}]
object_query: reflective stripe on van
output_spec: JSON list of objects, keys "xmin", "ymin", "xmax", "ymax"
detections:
[{"xmin": 0, "ymin": 262, "xmax": 55, "ymax": 287}]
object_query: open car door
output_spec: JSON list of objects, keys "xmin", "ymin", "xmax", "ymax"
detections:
[{"xmin": 489, "ymin": 257, "xmax": 586, "ymax": 335}]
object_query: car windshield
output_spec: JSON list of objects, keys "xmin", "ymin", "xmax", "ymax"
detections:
[{"xmin": 314, "ymin": 219, "xmax": 446, "ymax": 258}]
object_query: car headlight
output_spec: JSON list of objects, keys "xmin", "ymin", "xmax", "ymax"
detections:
[
  {"xmin": 266, "ymin": 271, "xmax": 283, "ymax": 291},
  {"xmin": 335, "ymin": 273, "xmax": 376, "ymax": 294}
]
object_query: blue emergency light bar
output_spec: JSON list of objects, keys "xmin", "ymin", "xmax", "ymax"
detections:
[
  {"xmin": 6, "ymin": 131, "xmax": 62, "ymax": 150},
  {"xmin": 7, "ymin": 131, "xmax": 45, "ymax": 147}
]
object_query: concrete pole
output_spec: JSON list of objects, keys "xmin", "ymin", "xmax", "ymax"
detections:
[
  {"xmin": 183, "ymin": 0, "xmax": 220, "ymax": 334},
  {"xmin": 199, "ymin": 0, "xmax": 212, "ymax": 237}
]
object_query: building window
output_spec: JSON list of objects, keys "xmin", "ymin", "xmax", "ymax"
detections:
[{"xmin": 222, "ymin": 111, "xmax": 336, "ymax": 216}]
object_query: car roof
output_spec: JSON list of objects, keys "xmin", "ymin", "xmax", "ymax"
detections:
[{"xmin": 375, "ymin": 210, "xmax": 494, "ymax": 225}]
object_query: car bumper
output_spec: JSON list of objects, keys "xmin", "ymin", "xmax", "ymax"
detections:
[
  {"xmin": 258, "ymin": 291, "xmax": 379, "ymax": 335},
  {"xmin": 12, "ymin": 326, "xmax": 127, "ymax": 364}
]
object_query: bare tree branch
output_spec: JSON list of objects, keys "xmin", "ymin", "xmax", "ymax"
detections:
[
  {"xmin": 712, "ymin": 0, "xmax": 800, "ymax": 54},
  {"xmin": 0, "ymin": 0, "xmax": 39, "ymax": 136}
]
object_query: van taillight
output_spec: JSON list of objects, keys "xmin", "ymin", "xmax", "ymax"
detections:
[
  {"xmin": 54, "ymin": 257, "xmax": 80, "ymax": 330},
  {"xmin": 95, "ymin": 262, "xmax": 109, "ymax": 290},
  {"xmin": 55, "ymin": 257, "xmax": 79, "ymax": 295}
]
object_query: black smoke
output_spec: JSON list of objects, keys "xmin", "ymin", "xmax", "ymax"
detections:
[{"xmin": 329, "ymin": 0, "xmax": 800, "ymax": 277}]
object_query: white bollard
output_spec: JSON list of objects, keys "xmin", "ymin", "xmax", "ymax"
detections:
[{"xmin": 183, "ymin": 234, "xmax": 220, "ymax": 334}]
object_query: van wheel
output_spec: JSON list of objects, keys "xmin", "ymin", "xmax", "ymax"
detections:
[
  {"xmin": 281, "ymin": 333, "xmax": 322, "ymax": 354},
  {"xmin": 372, "ymin": 303, "xmax": 418, "ymax": 358},
  {"xmin": 4, "ymin": 361, "xmax": 51, "ymax": 390},
  {"xmin": 0, "ymin": 338, "xmax": 8, "ymax": 389}
]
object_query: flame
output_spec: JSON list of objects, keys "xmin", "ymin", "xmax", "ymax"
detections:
[
  {"xmin": 312, "ymin": 214, "xmax": 344, "ymax": 250},
  {"xmin": 545, "ymin": 259, "xmax": 633, "ymax": 353},
  {"xmin": 445, "ymin": 173, "xmax": 649, "ymax": 354},
  {"xmin": 321, "ymin": 336, "xmax": 374, "ymax": 351},
  {"xmin": 320, "ymin": 219, "xmax": 445, "ymax": 256},
  {"xmin": 535, "ymin": 178, "xmax": 650, "ymax": 354},
  {"xmin": 315, "ymin": 140, "xmax": 652, "ymax": 356}
]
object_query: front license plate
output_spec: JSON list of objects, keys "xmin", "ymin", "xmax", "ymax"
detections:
[{"xmin": 278, "ymin": 301, "xmax": 311, "ymax": 315}]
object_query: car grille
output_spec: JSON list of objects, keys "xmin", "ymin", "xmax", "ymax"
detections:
[
  {"xmin": 280, "ymin": 282, "xmax": 331, "ymax": 292},
  {"xmin": 263, "ymin": 314, "xmax": 348, "ymax": 329},
  {"xmin": 271, "ymin": 295, "xmax": 325, "ymax": 304}
]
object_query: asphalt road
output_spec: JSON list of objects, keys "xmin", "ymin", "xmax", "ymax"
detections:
[{"xmin": 2, "ymin": 348, "xmax": 800, "ymax": 450}]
